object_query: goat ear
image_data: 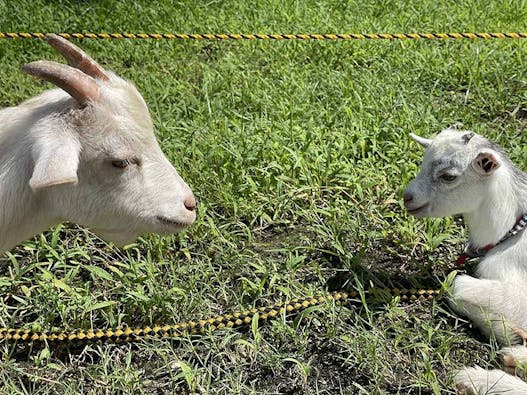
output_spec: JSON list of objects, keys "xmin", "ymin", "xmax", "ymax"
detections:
[
  {"xmin": 29, "ymin": 133, "xmax": 81, "ymax": 191},
  {"xmin": 471, "ymin": 151, "xmax": 500, "ymax": 176}
]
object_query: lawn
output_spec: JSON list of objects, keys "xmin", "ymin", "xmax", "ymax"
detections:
[{"xmin": 1, "ymin": 1, "xmax": 527, "ymax": 393}]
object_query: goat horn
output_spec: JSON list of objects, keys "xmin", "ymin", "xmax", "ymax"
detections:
[
  {"xmin": 44, "ymin": 34, "xmax": 109, "ymax": 81},
  {"xmin": 23, "ymin": 61, "xmax": 100, "ymax": 104},
  {"xmin": 409, "ymin": 133, "xmax": 432, "ymax": 148}
]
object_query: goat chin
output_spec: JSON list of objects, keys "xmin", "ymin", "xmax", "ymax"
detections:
[
  {"xmin": 404, "ymin": 128, "xmax": 527, "ymax": 394},
  {"xmin": 90, "ymin": 229, "xmax": 139, "ymax": 247}
]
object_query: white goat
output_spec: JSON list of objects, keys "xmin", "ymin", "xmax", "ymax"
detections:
[
  {"xmin": 403, "ymin": 127, "xmax": 527, "ymax": 394},
  {"xmin": 0, "ymin": 34, "xmax": 196, "ymax": 253}
]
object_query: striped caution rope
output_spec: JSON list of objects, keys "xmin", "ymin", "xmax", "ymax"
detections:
[
  {"xmin": 0, "ymin": 32, "xmax": 526, "ymax": 41},
  {"xmin": 0, "ymin": 288, "xmax": 441, "ymax": 344}
]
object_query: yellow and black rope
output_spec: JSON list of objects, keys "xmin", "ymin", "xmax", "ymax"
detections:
[
  {"xmin": 0, "ymin": 288, "xmax": 441, "ymax": 344},
  {"xmin": 1, "ymin": 32, "xmax": 527, "ymax": 41}
]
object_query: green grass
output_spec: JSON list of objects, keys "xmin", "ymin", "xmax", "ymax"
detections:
[{"xmin": 1, "ymin": 1, "xmax": 527, "ymax": 393}]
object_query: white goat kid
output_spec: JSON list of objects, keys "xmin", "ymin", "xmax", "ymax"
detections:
[
  {"xmin": 0, "ymin": 34, "xmax": 196, "ymax": 253},
  {"xmin": 403, "ymin": 128, "xmax": 527, "ymax": 394}
]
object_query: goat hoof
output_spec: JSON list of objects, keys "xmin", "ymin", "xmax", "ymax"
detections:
[
  {"xmin": 455, "ymin": 383, "xmax": 476, "ymax": 395},
  {"xmin": 514, "ymin": 328, "xmax": 527, "ymax": 346},
  {"xmin": 500, "ymin": 346, "xmax": 527, "ymax": 378},
  {"xmin": 454, "ymin": 368, "xmax": 480, "ymax": 395}
]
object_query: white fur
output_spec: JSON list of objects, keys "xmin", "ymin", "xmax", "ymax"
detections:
[
  {"xmin": 0, "ymin": 45, "xmax": 196, "ymax": 253},
  {"xmin": 404, "ymin": 128, "xmax": 527, "ymax": 393},
  {"xmin": 455, "ymin": 367, "xmax": 527, "ymax": 394}
]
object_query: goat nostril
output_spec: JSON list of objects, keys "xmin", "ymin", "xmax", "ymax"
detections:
[
  {"xmin": 403, "ymin": 192, "xmax": 413, "ymax": 203},
  {"xmin": 184, "ymin": 195, "xmax": 197, "ymax": 211}
]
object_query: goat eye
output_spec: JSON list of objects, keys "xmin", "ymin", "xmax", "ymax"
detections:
[
  {"xmin": 440, "ymin": 174, "xmax": 458, "ymax": 182},
  {"xmin": 111, "ymin": 159, "xmax": 131, "ymax": 169}
]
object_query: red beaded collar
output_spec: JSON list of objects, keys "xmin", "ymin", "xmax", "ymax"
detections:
[{"xmin": 455, "ymin": 213, "xmax": 527, "ymax": 267}]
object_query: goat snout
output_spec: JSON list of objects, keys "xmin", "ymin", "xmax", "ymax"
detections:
[
  {"xmin": 184, "ymin": 195, "xmax": 197, "ymax": 212},
  {"xmin": 403, "ymin": 191, "xmax": 413, "ymax": 204},
  {"xmin": 402, "ymin": 190, "xmax": 429, "ymax": 216}
]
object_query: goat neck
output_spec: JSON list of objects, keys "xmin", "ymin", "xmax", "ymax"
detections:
[{"xmin": 464, "ymin": 165, "xmax": 527, "ymax": 248}]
